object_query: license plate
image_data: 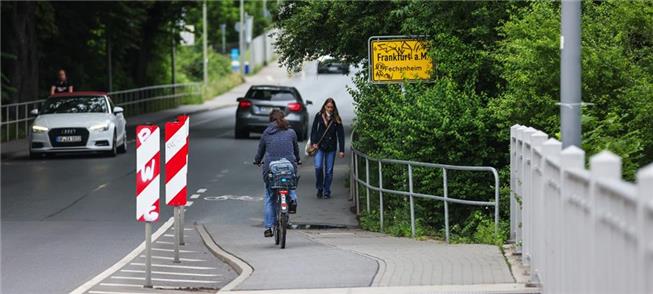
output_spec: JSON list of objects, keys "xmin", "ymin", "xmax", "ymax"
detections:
[
  {"xmin": 329, "ymin": 66, "xmax": 339, "ymax": 71},
  {"xmin": 57, "ymin": 136, "xmax": 82, "ymax": 143},
  {"xmin": 259, "ymin": 106, "xmax": 278, "ymax": 113}
]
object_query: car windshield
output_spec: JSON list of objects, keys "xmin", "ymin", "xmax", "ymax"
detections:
[
  {"xmin": 41, "ymin": 96, "xmax": 108, "ymax": 114},
  {"xmin": 246, "ymin": 89, "xmax": 296, "ymax": 101}
]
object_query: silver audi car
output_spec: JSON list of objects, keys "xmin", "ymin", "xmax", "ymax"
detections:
[
  {"xmin": 29, "ymin": 91, "xmax": 127, "ymax": 158},
  {"xmin": 235, "ymin": 85, "xmax": 312, "ymax": 141}
]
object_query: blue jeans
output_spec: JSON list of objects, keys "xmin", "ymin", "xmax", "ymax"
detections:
[
  {"xmin": 314, "ymin": 149, "xmax": 336, "ymax": 196},
  {"xmin": 264, "ymin": 185, "xmax": 297, "ymax": 229}
]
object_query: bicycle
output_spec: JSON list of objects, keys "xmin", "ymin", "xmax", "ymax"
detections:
[{"xmin": 255, "ymin": 158, "xmax": 299, "ymax": 249}]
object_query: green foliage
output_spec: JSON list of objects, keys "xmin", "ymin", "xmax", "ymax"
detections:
[
  {"xmin": 273, "ymin": 0, "xmax": 653, "ymax": 243},
  {"xmin": 490, "ymin": 0, "xmax": 653, "ymax": 180}
]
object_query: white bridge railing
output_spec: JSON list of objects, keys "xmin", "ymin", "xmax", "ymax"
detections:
[{"xmin": 510, "ymin": 125, "xmax": 653, "ymax": 294}]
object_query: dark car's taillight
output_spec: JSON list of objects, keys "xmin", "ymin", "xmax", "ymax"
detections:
[
  {"xmin": 287, "ymin": 102, "xmax": 302, "ymax": 112},
  {"xmin": 238, "ymin": 99, "xmax": 253, "ymax": 109}
]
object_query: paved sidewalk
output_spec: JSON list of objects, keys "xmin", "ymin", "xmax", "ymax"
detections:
[
  {"xmin": 0, "ymin": 62, "xmax": 295, "ymax": 159},
  {"xmin": 303, "ymin": 229, "xmax": 515, "ymax": 286}
]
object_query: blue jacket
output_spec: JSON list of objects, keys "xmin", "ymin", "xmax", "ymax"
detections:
[{"xmin": 254, "ymin": 122, "xmax": 300, "ymax": 180}]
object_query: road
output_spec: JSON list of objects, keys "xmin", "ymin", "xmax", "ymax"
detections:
[{"xmin": 1, "ymin": 62, "xmax": 357, "ymax": 294}]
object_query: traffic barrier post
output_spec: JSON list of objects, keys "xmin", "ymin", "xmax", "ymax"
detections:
[
  {"xmin": 165, "ymin": 115, "xmax": 189, "ymax": 263},
  {"xmin": 136, "ymin": 124, "xmax": 161, "ymax": 288}
]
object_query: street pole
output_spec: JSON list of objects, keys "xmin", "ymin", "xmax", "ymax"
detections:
[
  {"xmin": 172, "ymin": 29, "xmax": 176, "ymax": 89},
  {"xmin": 203, "ymin": 0, "xmax": 208, "ymax": 85},
  {"xmin": 239, "ymin": 0, "xmax": 245, "ymax": 75},
  {"xmin": 220, "ymin": 24, "xmax": 227, "ymax": 54},
  {"xmin": 144, "ymin": 222, "xmax": 153, "ymax": 288},
  {"xmin": 560, "ymin": 0, "xmax": 582, "ymax": 148},
  {"xmin": 107, "ymin": 36, "xmax": 112, "ymax": 92}
]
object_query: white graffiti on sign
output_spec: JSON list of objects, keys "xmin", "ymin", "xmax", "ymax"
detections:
[{"xmin": 203, "ymin": 195, "xmax": 263, "ymax": 201}]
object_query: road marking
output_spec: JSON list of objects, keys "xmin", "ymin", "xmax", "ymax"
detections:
[
  {"xmin": 130, "ymin": 262, "xmax": 216, "ymax": 270},
  {"xmin": 203, "ymin": 195, "xmax": 263, "ymax": 201},
  {"xmin": 139, "ymin": 255, "xmax": 205, "ymax": 262},
  {"xmin": 111, "ymin": 276, "xmax": 219, "ymax": 284},
  {"xmin": 120, "ymin": 269, "xmax": 221, "ymax": 277},
  {"xmin": 190, "ymin": 194, "xmax": 200, "ymax": 199},
  {"xmin": 98, "ymin": 283, "xmax": 142, "ymax": 288},
  {"xmin": 152, "ymin": 248, "xmax": 196, "ymax": 253},
  {"xmin": 69, "ymin": 217, "xmax": 175, "ymax": 294},
  {"xmin": 196, "ymin": 188, "xmax": 207, "ymax": 193},
  {"xmin": 155, "ymin": 240, "xmax": 174, "ymax": 245},
  {"xmin": 185, "ymin": 201, "xmax": 194, "ymax": 207},
  {"xmin": 163, "ymin": 233, "xmax": 188, "ymax": 238},
  {"xmin": 89, "ymin": 291, "xmax": 150, "ymax": 294},
  {"xmin": 92, "ymin": 183, "xmax": 108, "ymax": 192}
]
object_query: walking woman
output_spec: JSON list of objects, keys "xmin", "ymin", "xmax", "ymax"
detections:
[{"xmin": 310, "ymin": 98, "xmax": 345, "ymax": 199}]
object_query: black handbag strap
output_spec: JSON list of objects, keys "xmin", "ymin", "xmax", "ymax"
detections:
[{"xmin": 315, "ymin": 118, "xmax": 334, "ymax": 146}]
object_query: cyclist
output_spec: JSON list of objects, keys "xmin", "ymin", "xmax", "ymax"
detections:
[{"xmin": 254, "ymin": 109, "xmax": 300, "ymax": 238}]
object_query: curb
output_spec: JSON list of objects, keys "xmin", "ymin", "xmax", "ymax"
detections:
[
  {"xmin": 195, "ymin": 223, "xmax": 253, "ymax": 293},
  {"xmin": 69, "ymin": 217, "xmax": 175, "ymax": 294}
]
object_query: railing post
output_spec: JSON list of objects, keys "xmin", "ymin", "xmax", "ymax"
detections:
[
  {"xmin": 589, "ymin": 151, "xmax": 622, "ymax": 294},
  {"xmin": 15, "ymin": 104, "xmax": 18, "ymax": 140},
  {"xmin": 408, "ymin": 164, "xmax": 415, "ymax": 238},
  {"xmin": 365, "ymin": 157, "xmax": 370, "ymax": 213},
  {"xmin": 510, "ymin": 125, "xmax": 520, "ymax": 242},
  {"xmin": 443, "ymin": 168, "xmax": 449, "ymax": 243},
  {"xmin": 354, "ymin": 152, "xmax": 360, "ymax": 215},
  {"xmin": 560, "ymin": 145, "xmax": 585, "ymax": 294},
  {"xmin": 636, "ymin": 163, "xmax": 653, "ymax": 294},
  {"xmin": 378, "ymin": 160, "xmax": 384, "ymax": 233},
  {"xmin": 24, "ymin": 105, "xmax": 28, "ymax": 139}
]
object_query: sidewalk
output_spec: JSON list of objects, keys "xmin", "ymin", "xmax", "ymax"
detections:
[{"xmin": 0, "ymin": 62, "xmax": 294, "ymax": 159}]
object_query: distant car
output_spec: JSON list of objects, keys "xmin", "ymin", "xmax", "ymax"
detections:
[
  {"xmin": 317, "ymin": 56, "xmax": 350, "ymax": 74},
  {"xmin": 29, "ymin": 91, "xmax": 127, "ymax": 158},
  {"xmin": 235, "ymin": 85, "xmax": 312, "ymax": 141}
]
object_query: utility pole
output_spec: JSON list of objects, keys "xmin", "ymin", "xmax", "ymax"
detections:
[
  {"xmin": 172, "ymin": 28, "xmax": 176, "ymax": 96},
  {"xmin": 107, "ymin": 34, "xmax": 112, "ymax": 92},
  {"xmin": 560, "ymin": 0, "xmax": 582, "ymax": 148},
  {"xmin": 203, "ymin": 0, "xmax": 208, "ymax": 85},
  {"xmin": 220, "ymin": 24, "xmax": 226, "ymax": 53},
  {"xmin": 239, "ymin": 0, "xmax": 245, "ymax": 75}
]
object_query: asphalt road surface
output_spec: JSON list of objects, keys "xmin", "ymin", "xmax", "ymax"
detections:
[{"xmin": 1, "ymin": 63, "xmax": 357, "ymax": 294}]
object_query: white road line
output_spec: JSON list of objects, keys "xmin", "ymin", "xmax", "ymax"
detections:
[
  {"xmin": 111, "ymin": 276, "xmax": 219, "ymax": 284},
  {"xmin": 190, "ymin": 194, "xmax": 200, "ymax": 199},
  {"xmin": 130, "ymin": 262, "xmax": 216, "ymax": 270},
  {"xmin": 98, "ymin": 283, "xmax": 142, "ymax": 288},
  {"xmin": 69, "ymin": 217, "xmax": 175, "ymax": 294},
  {"xmin": 155, "ymin": 240, "xmax": 174, "ymax": 244},
  {"xmin": 196, "ymin": 188, "xmax": 207, "ymax": 193},
  {"xmin": 89, "ymin": 291, "xmax": 150, "ymax": 294},
  {"xmin": 120, "ymin": 269, "xmax": 221, "ymax": 277},
  {"xmin": 138, "ymin": 255, "xmax": 205, "ymax": 262},
  {"xmin": 152, "ymin": 248, "xmax": 196, "ymax": 253},
  {"xmin": 163, "ymin": 233, "xmax": 187, "ymax": 238},
  {"xmin": 185, "ymin": 201, "xmax": 194, "ymax": 207}
]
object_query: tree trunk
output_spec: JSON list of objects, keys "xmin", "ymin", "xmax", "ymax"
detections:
[{"xmin": 3, "ymin": 2, "xmax": 40, "ymax": 103}]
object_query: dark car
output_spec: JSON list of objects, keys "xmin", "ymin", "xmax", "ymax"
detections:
[
  {"xmin": 317, "ymin": 56, "xmax": 350, "ymax": 74},
  {"xmin": 235, "ymin": 85, "xmax": 313, "ymax": 141}
]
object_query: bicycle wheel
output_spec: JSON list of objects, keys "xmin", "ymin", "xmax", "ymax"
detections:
[
  {"xmin": 280, "ymin": 213, "xmax": 288, "ymax": 249},
  {"xmin": 274, "ymin": 223, "xmax": 280, "ymax": 245}
]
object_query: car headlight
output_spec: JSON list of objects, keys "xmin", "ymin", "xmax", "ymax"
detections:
[
  {"xmin": 32, "ymin": 125, "xmax": 48, "ymax": 133},
  {"xmin": 89, "ymin": 123, "xmax": 110, "ymax": 132}
]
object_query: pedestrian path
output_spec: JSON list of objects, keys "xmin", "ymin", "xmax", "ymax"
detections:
[{"xmin": 303, "ymin": 229, "xmax": 514, "ymax": 286}]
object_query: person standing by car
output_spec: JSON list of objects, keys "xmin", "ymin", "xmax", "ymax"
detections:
[
  {"xmin": 50, "ymin": 69, "xmax": 74, "ymax": 95},
  {"xmin": 310, "ymin": 98, "xmax": 345, "ymax": 199},
  {"xmin": 254, "ymin": 109, "xmax": 300, "ymax": 238}
]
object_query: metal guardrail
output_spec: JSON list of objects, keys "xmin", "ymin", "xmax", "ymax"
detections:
[
  {"xmin": 349, "ymin": 144, "xmax": 500, "ymax": 243},
  {"xmin": 0, "ymin": 83, "xmax": 201, "ymax": 142}
]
